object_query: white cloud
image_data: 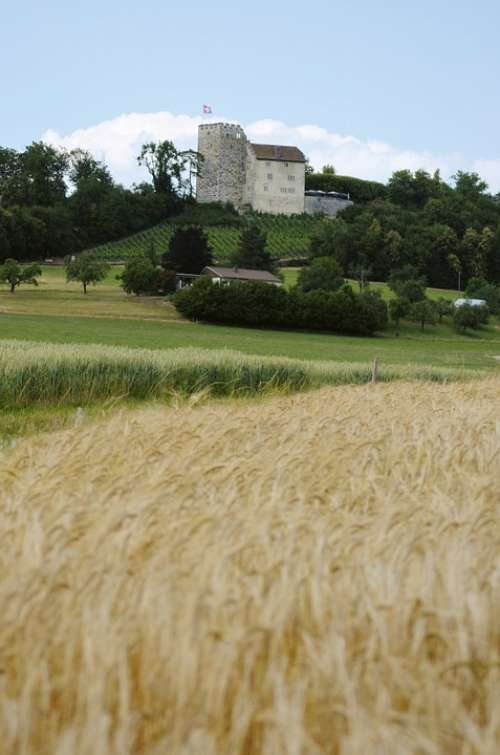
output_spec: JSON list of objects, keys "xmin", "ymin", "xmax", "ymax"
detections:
[{"xmin": 41, "ymin": 110, "xmax": 500, "ymax": 192}]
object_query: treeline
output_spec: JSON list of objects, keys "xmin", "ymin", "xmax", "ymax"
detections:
[
  {"xmin": 0, "ymin": 141, "xmax": 201, "ymax": 263},
  {"xmin": 310, "ymin": 170, "xmax": 500, "ymax": 288}
]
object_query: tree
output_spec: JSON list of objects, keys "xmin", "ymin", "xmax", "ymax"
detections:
[
  {"xmin": 322, "ymin": 164, "xmax": 336, "ymax": 175},
  {"xmin": 0, "ymin": 258, "xmax": 41, "ymax": 293},
  {"xmin": 297, "ymin": 257, "xmax": 345, "ymax": 292},
  {"xmin": 65, "ymin": 252, "xmax": 110, "ymax": 294},
  {"xmin": 409, "ymin": 299, "xmax": 437, "ymax": 331},
  {"xmin": 231, "ymin": 224, "xmax": 276, "ymax": 272},
  {"xmin": 179, "ymin": 150, "xmax": 204, "ymax": 197},
  {"xmin": 120, "ymin": 254, "xmax": 176, "ymax": 295},
  {"xmin": 163, "ymin": 226, "xmax": 213, "ymax": 274},
  {"xmin": 349, "ymin": 260, "xmax": 372, "ymax": 291},
  {"xmin": 387, "ymin": 169, "xmax": 444, "ymax": 209},
  {"xmin": 447, "ymin": 253, "xmax": 462, "ymax": 292},
  {"xmin": 388, "ymin": 266, "xmax": 427, "ymax": 303},
  {"xmin": 69, "ymin": 149, "xmax": 113, "ymax": 188},
  {"xmin": 388, "ymin": 296, "xmax": 410, "ymax": 336},
  {"xmin": 435, "ymin": 297, "xmax": 452, "ymax": 323},
  {"xmin": 10, "ymin": 142, "xmax": 69, "ymax": 206},
  {"xmin": 453, "ymin": 303, "xmax": 481, "ymax": 332},
  {"xmin": 465, "ymin": 277, "xmax": 500, "ymax": 314},
  {"xmin": 309, "ymin": 219, "xmax": 350, "ymax": 267},
  {"xmin": 138, "ymin": 141, "xmax": 185, "ymax": 195},
  {"xmin": 121, "ymin": 256, "xmax": 159, "ymax": 295}
]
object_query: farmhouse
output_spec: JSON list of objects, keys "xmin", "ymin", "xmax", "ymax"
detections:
[
  {"xmin": 197, "ymin": 123, "xmax": 352, "ymax": 217},
  {"xmin": 175, "ymin": 266, "xmax": 282, "ymax": 289},
  {"xmin": 202, "ymin": 266, "xmax": 282, "ymax": 285}
]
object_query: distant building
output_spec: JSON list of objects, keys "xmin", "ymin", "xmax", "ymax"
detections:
[
  {"xmin": 175, "ymin": 266, "xmax": 282, "ymax": 290},
  {"xmin": 196, "ymin": 123, "xmax": 307, "ymax": 215},
  {"xmin": 202, "ymin": 266, "xmax": 282, "ymax": 286}
]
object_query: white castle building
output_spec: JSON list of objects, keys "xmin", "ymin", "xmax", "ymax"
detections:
[{"xmin": 196, "ymin": 122, "xmax": 352, "ymax": 217}]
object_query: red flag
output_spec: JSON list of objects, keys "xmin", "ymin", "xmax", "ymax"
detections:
[{"xmin": 203, "ymin": 105, "xmax": 212, "ymax": 114}]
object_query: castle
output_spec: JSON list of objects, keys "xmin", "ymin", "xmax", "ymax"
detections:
[{"xmin": 196, "ymin": 123, "xmax": 352, "ymax": 217}]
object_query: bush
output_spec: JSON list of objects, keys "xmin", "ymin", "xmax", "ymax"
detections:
[
  {"xmin": 305, "ymin": 172, "xmax": 387, "ymax": 202},
  {"xmin": 174, "ymin": 278, "xmax": 387, "ymax": 336},
  {"xmin": 121, "ymin": 255, "xmax": 176, "ymax": 295},
  {"xmin": 409, "ymin": 300, "xmax": 437, "ymax": 331},
  {"xmin": 297, "ymin": 257, "xmax": 345, "ymax": 292},
  {"xmin": 465, "ymin": 277, "xmax": 500, "ymax": 314},
  {"xmin": 453, "ymin": 303, "xmax": 488, "ymax": 332},
  {"xmin": 388, "ymin": 266, "xmax": 427, "ymax": 303}
]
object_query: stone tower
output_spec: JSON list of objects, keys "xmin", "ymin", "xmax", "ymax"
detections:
[{"xmin": 196, "ymin": 123, "xmax": 247, "ymax": 208}]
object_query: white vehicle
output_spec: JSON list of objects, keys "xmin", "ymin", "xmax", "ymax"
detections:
[{"xmin": 454, "ymin": 298, "xmax": 487, "ymax": 308}]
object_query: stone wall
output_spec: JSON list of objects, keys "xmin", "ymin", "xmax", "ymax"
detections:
[
  {"xmin": 197, "ymin": 123, "xmax": 247, "ymax": 207},
  {"xmin": 304, "ymin": 193, "xmax": 353, "ymax": 217}
]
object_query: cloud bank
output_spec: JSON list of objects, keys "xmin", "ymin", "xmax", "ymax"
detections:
[{"xmin": 42, "ymin": 111, "xmax": 500, "ymax": 192}]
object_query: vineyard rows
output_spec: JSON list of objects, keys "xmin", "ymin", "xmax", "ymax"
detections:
[{"xmin": 85, "ymin": 214, "xmax": 325, "ymax": 263}]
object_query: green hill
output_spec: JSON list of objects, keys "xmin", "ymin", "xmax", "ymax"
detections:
[{"xmin": 85, "ymin": 213, "xmax": 325, "ymax": 263}]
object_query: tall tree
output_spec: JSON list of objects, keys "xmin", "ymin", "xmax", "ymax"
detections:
[
  {"xmin": 231, "ymin": 224, "xmax": 276, "ymax": 272},
  {"xmin": 163, "ymin": 226, "xmax": 213, "ymax": 274},
  {"xmin": 138, "ymin": 141, "xmax": 184, "ymax": 195}
]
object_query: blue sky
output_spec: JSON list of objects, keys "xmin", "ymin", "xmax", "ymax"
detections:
[{"xmin": 3, "ymin": 0, "xmax": 500, "ymax": 188}]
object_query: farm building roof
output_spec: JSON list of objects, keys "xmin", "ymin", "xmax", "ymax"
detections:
[
  {"xmin": 202, "ymin": 266, "xmax": 282, "ymax": 283},
  {"xmin": 250, "ymin": 144, "xmax": 306, "ymax": 163}
]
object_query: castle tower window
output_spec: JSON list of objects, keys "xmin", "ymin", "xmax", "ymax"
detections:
[
  {"xmin": 288, "ymin": 175, "xmax": 295, "ymax": 181},
  {"xmin": 267, "ymin": 173, "xmax": 273, "ymax": 180}
]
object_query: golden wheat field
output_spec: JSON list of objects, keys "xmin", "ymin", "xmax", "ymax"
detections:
[{"xmin": 1, "ymin": 379, "xmax": 500, "ymax": 754}]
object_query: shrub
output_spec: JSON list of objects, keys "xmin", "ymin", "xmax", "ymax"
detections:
[
  {"xmin": 388, "ymin": 266, "xmax": 427, "ymax": 303},
  {"xmin": 389, "ymin": 296, "xmax": 410, "ymax": 335},
  {"xmin": 174, "ymin": 278, "xmax": 387, "ymax": 336},
  {"xmin": 453, "ymin": 303, "xmax": 488, "ymax": 332},
  {"xmin": 121, "ymin": 255, "xmax": 176, "ymax": 295},
  {"xmin": 409, "ymin": 300, "xmax": 437, "ymax": 331},
  {"xmin": 297, "ymin": 257, "xmax": 345, "ymax": 292},
  {"xmin": 465, "ymin": 277, "xmax": 500, "ymax": 314}
]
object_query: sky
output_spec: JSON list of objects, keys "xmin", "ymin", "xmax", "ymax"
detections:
[{"xmin": 2, "ymin": 0, "xmax": 500, "ymax": 189}]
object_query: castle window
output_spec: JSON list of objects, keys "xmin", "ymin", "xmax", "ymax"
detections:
[
  {"xmin": 280, "ymin": 187, "xmax": 287, "ymax": 194},
  {"xmin": 288, "ymin": 175, "xmax": 295, "ymax": 182},
  {"xmin": 267, "ymin": 173, "xmax": 273, "ymax": 180},
  {"xmin": 284, "ymin": 162, "xmax": 289, "ymax": 167},
  {"xmin": 263, "ymin": 185, "xmax": 269, "ymax": 192}
]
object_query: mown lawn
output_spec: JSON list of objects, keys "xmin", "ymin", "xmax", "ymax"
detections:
[
  {"xmin": 1, "ymin": 311, "xmax": 499, "ymax": 371},
  {"xmin": 0, "ymin": 265, "xmax": 181, "ymax": 321},
  {"xmin": 1, "ymin": 265, "xmax": 498, "ymax": 372}
]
